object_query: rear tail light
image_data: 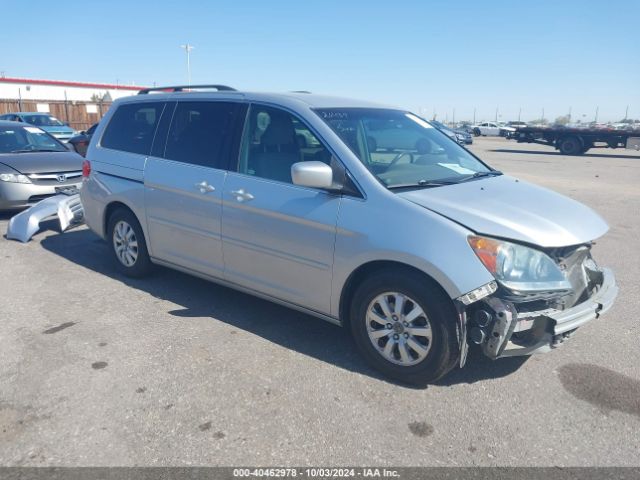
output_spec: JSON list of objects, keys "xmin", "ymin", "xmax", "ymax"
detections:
[{"xmin": 82, "ymin": 160, "xmax": 91, "ymax": 178}]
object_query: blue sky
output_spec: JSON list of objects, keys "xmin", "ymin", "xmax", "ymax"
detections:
[{"xmin": 2, "ymin": 0, "xmax": 638, "ymax": 122}]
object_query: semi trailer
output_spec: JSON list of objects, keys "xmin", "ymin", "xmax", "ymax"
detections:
[{"xmin": 508, "ymin": 126, "xmax": 640, "ymax": 155}]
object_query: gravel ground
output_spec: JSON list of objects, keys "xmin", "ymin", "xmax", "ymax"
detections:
[{"xmin": 0, "ymin": 136, "xmax": 638, "ymax": 466}]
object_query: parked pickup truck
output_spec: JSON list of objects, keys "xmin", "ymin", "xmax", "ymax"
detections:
[{"xmin": 507, "ymin": 126, "xmax": 640, "ymax": 155}]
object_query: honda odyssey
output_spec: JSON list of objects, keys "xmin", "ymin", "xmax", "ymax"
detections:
[{"xmin": 80, "ymin": 85, "xmax": 617, "ymax": 384}]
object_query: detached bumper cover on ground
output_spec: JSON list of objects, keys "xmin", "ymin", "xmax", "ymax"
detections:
[{"xmin": 6, "ymin": 191, "xmax": 84, "ymax": 243}]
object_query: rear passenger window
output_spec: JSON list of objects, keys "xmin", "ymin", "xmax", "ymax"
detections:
[
  {"xmin": 164, "ymin": 101, "xmax": 245, "ymax": 169},
  {"xmin": 101, "ymin": 102, "xmax": 164, "ymax": 155}
]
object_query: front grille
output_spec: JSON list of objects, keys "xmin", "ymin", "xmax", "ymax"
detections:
[
  {"xmin": 555, "ymin": 245, "xmax": 602, "ymax": 308},
  {"xmin": 27, "ymin": 171, "xmax": 82, "ymax": 186}
]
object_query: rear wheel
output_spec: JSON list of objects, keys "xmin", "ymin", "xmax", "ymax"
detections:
[
  {"xmin": 107, "ymin": 208, "xmax": 152, "ymax": 277},
  {"xmin": 349, "ymin": 270, "xmax": 459, "ymax": 385},
  {"xmin": 558, "ymin": 136, "xmax": 582, "ymax": 155}
]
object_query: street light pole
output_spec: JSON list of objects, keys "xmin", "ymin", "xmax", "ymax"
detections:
[{"xmin": 180, "ymin": 43, "xmax": 195, "ymax": 86}]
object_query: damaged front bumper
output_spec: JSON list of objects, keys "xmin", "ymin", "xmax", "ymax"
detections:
[
  {"xmin": 6, "ymin": 188, "xmax": 84, "ymax": 243},
  {"xmin": 460, "ymin": 268, "xmax": 617, "ymax": 360}
]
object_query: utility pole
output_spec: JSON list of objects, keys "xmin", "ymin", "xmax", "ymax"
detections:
[
  {"xmin": 180, "ymin": 43, "xmax": 195, "ymax": 86},
  {"xmin": 595, "ymin": 106, "xmax": 599, "ymax": 124},
  {"xmin": 473, "ymin": 108, "xmax": 476, "ymax": 124},
  {"xmin": 63, "ymin": 90, "xmax": 70, "ymax": 125},
  {"xmin": 518, "ymin": 107, "xmax": 521, "ymax": 122},
  {"xmin": 452, "ymin": 108, "xmax": 455, "ymax": 126},
  {"xmin": 625, "ymin": 105, "xmax": 629, "ymax": 121},
  {"xmin": 568, "ymin": 106, "xmax": 572, "ymax": 123},
  {"xmin": 542, "ymin": 108, "xmax": 545, "ymax": 124},
  {"xmin": 495, "ymin": 107, "xmax": 498, "ymax": 122}
]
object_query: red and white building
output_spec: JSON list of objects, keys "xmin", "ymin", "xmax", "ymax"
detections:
[{"xmin": 0, "ymin": 76, "xmax": 145, "ymax": 108}]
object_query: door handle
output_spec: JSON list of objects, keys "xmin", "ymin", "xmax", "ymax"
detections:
[
  {"xmin": 195, "ymin": 181, "xmax": 215, "ymax": 194},
  {"xmin": 230, "ymin": 189, "xmax": 254, "ymax": 202}
]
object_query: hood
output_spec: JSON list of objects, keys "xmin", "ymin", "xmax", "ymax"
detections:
[
  {"xmin": 398, "ymin": 175, "xmax": 608, "ymax": 248},
  {"xmin": 41, "ymin": 125, "xmax": 75, "ymax": 135},
  {"xmin": 0, "ymin": 151, "xmax": 83, "ymax": 174}
]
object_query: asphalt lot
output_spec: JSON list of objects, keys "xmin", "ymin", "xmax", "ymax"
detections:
[{"xmin": 0, "ymin": 137, "xmax": 639, "ymax": 467}]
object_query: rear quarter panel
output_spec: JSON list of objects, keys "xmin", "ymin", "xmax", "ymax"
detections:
[{"xmin": 82, "ymin": 99, "xmax": 148, "ymax": 240}]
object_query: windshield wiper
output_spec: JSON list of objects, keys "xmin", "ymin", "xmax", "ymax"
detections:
[
  {"xmin": 387, "ymin": 179, "xmax": 458, "ymax": 190},
  {"xmin": 457, "ymin": 170, "xmax": 503, "ymax": 183}
]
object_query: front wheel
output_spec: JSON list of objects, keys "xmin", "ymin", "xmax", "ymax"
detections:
[
  {"xmin": 107, "ymin": 208, "xmax": 153, "ymax": 277},
  {"xmin": 473, "ymin": 128, "xmax": 481, "ymax": 137},
  {"xmin": 349, "ymin": 270, "xmax": 459, "ymax": 385}
]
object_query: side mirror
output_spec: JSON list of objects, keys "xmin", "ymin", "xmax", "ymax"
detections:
[{"xmin": 291, "ymin": 161, "xmax": 333, "ymax": 189}]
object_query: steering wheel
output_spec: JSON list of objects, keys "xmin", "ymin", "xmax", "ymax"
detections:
[{"xmin": 389, "ymin": 151, "xmax": 415, "ymax": 167}]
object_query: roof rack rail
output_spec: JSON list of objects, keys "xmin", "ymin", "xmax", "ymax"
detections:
[{"xmin": 138, "ymin": 84, "xmax": 237, "ymax": 95}]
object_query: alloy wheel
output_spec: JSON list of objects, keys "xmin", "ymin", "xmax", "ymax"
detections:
[
  {"xmin": 112, "ymin": 220, "xmax": 139, "ymax": 267},
  {"xmin": 366, "ymin": 292, "xmax": 433, "ymax": 366}
]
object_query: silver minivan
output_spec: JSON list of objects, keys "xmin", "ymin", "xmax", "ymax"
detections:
[{"xmin": 80, "ymin": 85, "xmax": 618, "ymax": 384}]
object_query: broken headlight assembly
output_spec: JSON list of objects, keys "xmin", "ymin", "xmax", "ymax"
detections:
[{"xmin": 468, "ymin": 235, "xmax": 571, "ymax": 294}]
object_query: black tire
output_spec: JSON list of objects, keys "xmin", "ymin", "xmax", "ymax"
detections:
[
  {"xmin": 106, "ymin": 208, "xmax": 153, "ymax": 278},
  {"xmin": 473, "ymin": 128, "xmax": 481, "ymax": 137},
  {"xmin": 558, "ymin": 136, "xmax": 582, "ymax": 155},
  {"xmin": 349, "ymin": 269, "xmax": 459, "ymax": 386},
  {"xmin": 607, "ymin": 138, "xmax": 620, "ymax": 149}
]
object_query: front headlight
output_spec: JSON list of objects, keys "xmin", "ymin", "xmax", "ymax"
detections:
[
  {"xmin": 0, "ymin": 173, "xmax": 32, "ymax": 184},
  {"xmin": 468, "ymin": 235, "xmax": 571, "ymax": 293}
]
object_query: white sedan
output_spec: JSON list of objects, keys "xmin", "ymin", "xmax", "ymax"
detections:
[{"xmin": 471, "ymin": 122, "xmax": 515, "ymax": 137}]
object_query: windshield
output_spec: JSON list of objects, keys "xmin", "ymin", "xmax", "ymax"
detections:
[
  {"xmin": 21, "ymin": 114, "xmax": 65, "ymax": 127},
  {"xmin": 0, "ymin": 126, "xmax": 68, "ymax": 153},
  {"xmin": 316, "ymin": 108, "xmax": 494, "ymax": 189}
]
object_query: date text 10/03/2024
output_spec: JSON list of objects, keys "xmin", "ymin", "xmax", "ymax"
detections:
[{"xmin": 232, "ymin": 468, "xmax": 400, "ymax": 478}]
